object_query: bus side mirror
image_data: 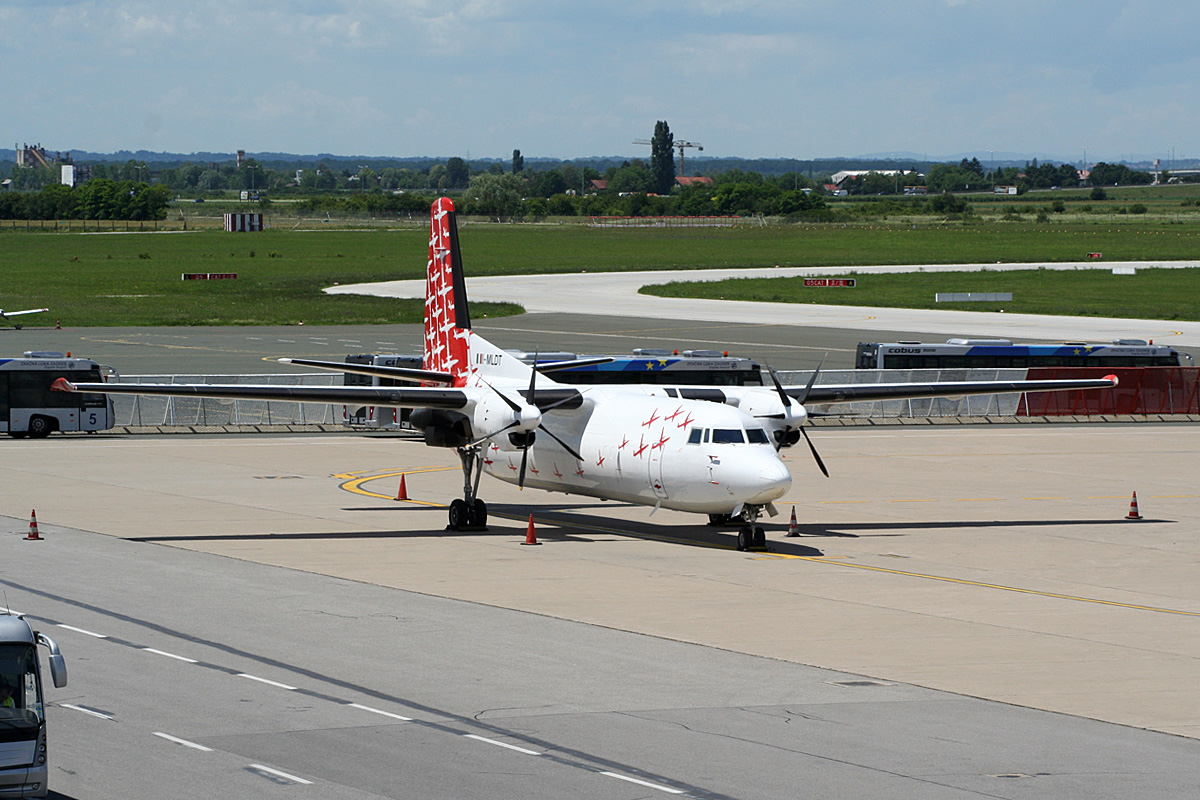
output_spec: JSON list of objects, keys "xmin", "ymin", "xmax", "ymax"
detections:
[
  {"xmin": 48, "ymin": 654, "xmax": 67, "ymax": 689},
  {"xmin": 36, "ymin": 633, "xmax": 68, "ymax": 688}
]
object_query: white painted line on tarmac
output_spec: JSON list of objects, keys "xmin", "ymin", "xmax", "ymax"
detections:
[
  {"xmin": 0, "ymin": 608, "xmax": 23, "ymax": 617},
  {"xmin": 236, "ymin": 673, "xmax": 297, "ymax": 690},
  {"xmin": 153, "ymin": 732, "xmax": 213, "ymax": 751},
  {"xmin": 62, "ymin": 704, "xmax": 114, "ymax": 721},
  {"xmin": 143, "ymin": 647, "xmax": 198, "ymax": 663},
  {"xmin": 249, "ymin": 764, "xmax": 313, "ymax": 785},
  {"xmin": 347, "ymin": 702, "xmax": 412, "ymax": 721},
  {"xmin": 600, "ymin": 771, "xmax": 685, "ymax": 794},
  {"xmin": 463, "ymin": 734, "xmax": 540, "ymax": 755},
  {"xmin": 56, "ymin": 624, "xmax": 107, "ymax": 638}
]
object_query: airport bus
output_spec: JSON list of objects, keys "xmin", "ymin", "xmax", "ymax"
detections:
[
  {"xmin": 855, "ymin": 339, "xmax": 1194, "ymax": 370},
  {"xmin": 513, "ymin": 349, "xmax": 765, "ymax": 386},
  {"xmin": 1, "ymin": 353, "xmax": 115, "ymax": 438},
  {"xmin": 0, "ymin": 614, "xmax": 67, "ymax": 798},
  {"xmin": 340, "ymin": 350, "xmax": 764, "ymax": 429}
]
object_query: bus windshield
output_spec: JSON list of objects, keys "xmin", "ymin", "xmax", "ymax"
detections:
[{"xmin": 0, "ymin": 643, "xmax": 43, "ymax": 731}]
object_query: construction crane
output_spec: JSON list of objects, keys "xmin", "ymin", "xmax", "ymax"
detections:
[{"xmin": 632, "ymin": 138, "xmax": 704, "ymax": 177}]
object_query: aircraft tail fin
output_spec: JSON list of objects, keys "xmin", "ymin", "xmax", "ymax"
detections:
[
  {"xmin": 423, "ymin": 198, "xmax": 533, "ymax": 387},
  {"xmin": 425, "ymin": 198, "xmax": 472, "ymax": 385}
]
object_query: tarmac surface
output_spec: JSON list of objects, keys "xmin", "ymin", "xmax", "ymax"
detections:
[{"xmin": 6, "ymin": 424, "xmax": 1199, "ymax": 742}]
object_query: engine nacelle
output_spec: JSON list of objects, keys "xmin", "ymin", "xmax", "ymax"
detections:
[
  {"xmin": 471, "ymin": 390, "xmax": 541, "ymax": 441},
  {"xmin": 410, "ymin": 408, "xmax": 473, "ymax": 448},
  {"xmin": 738, "ymin": 388, "xmax": 808, "ymax": 448}
]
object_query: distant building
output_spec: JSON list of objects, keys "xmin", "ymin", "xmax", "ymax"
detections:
[
  {"xmin": 993, "ymin": 185, "xmax": 1018, "ymax": 195},
  {"xmin": 675, "ymin": 176, "xmax": 713, "ymax": 187},
  {"xmin": 588, "ymin": 179, "xmax": 608, "ymax": 191},
  {"xmin": 830, "ymin": 169, "xmax": 920, "ymax": 188}
]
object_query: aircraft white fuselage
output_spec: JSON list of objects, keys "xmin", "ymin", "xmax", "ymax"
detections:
[
  {"xmin": 448, "ymin": 329, "xmax": 791, "ymax": 514},
  {"xmin": 484, "ymin": 386, "xmax": 791, "ymax": 513}
]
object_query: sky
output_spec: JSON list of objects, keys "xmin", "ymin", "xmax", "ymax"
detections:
[{"xmin": 4, "ymin": 0, "xmax": 1198, "ymax": 164}]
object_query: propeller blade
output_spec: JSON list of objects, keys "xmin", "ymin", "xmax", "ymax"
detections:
[
  {"xmin": 795, "ymin": 354, "xmax": 826, "ymax": 406},
  {"xmin": 766, "ymin": 364, "xmax": 792, "ymax": 408},
  {"xmin": 517, "ymin": 442, "xmax": 529, "ymax": 489},
  {"xmin": 481, "ymin": 378, "xmax": 522, "ymax": 413},
  {"xmin": 799, "ymin": 426, "xmax": 829, "ymax": 478},
  {"xmin": 538, "ymin": 424, "xmax": 583, "ymax": 461}
]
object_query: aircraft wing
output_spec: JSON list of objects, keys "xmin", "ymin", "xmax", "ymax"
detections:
[
  {"xmin": 278, "ymin": 357, "xmax": 454, "ymax": 385},
  {"xmin": 53, "ymin": 379, "xmax": 470, "ymax": 409},
  {"xmin": 793, "ymin": 375, "xmax": 1118, "ymax": 405}
]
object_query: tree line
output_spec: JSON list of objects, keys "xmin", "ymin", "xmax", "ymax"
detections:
[{"xmin": 0, "ymin": 179, "xmax": 170, "ymax": 220}]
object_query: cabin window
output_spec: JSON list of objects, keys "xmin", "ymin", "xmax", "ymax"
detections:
[
  {"xmin": 711, "ymin": 428, "xmax": 745, "ymax": 444},
  {"xmin": 746, "ymin": 428, "xmax": 770, "ymax": 444},
  {"xmin": 687, "ymin": 428, "xmax": 703, "ymax": 444}
]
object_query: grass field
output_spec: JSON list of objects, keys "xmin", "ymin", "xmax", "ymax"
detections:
[
  {"xmin": 641, "ymin": 266, "xmax": 1200, "ymax": 321},
  {"xmin": 2, "ymin": 220, "xmax": 1198, "ymax": 325}
]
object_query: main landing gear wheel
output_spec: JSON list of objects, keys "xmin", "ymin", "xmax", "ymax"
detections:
[
  {"xmin": 447, "ymin": 446, "xmax": 490, "ymax": 531},
  {"xmin": 468, "ymin": 498, "xmax": 487, "ymax": 528}
]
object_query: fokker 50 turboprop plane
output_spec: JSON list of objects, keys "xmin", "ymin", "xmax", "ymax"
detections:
[
  {"xmin": 56, "ymin": 198, "xmax": 1119, "ymax": 550},
  {"xmin": 1, "ymin": 307, "xmax": 49, "ymax": 329}
]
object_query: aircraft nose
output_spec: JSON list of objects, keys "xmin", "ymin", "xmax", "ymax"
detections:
[{"xmin": 746, "ymin": 456, "xmax": 791, "ymax": 504}]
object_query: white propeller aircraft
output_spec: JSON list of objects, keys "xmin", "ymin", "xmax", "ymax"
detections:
[
  {"xmin": 1, "ymin": 307, "xmax": 49, "ymax": 329},
  {"xmin": 55, "ymin": 198, "xmax": 1119, "ymax": 550}
]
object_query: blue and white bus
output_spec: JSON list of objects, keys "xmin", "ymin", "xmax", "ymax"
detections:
[
  {"xmin": 517, "ymin": 349, "xmax": 765, "ymax": 386},
  {"xmin": 855, "ymin": 339, "xmax": 1193, "ymax": 370},
  {"xmin": 1, "ymin": 353, "xmax": 115, "ymax": 438}
]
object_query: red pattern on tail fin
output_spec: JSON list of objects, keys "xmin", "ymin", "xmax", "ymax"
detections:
[{"xmin": 424, "ymin": 198, "xmax": 470, "ymax": 386}]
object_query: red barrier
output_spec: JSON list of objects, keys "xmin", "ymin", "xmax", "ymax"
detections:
[{"xmin": 1020, "ymin": 368, "xmax": 1200, "ymax": 415}]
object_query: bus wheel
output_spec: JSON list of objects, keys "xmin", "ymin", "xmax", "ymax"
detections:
[{"xmin": 28, "ymin": 416, "xmax": 53, "ymax": 438}]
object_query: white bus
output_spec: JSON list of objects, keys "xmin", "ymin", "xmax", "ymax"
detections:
[
  {"xmin": 1, "ymin": 353, "xmax": 115, "ymax": 438},
  {"xmin": 0, "ymin": 614, "xmax": 67, "ymax": 798}
]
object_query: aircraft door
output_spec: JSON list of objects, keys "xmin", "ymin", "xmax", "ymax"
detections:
[{"xmin": 647, "ymin": 430, "xmax": 668, "ymax": 499}]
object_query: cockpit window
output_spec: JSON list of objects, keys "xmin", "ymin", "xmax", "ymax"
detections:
[
  {"xmin": 746, "ymin": 428, "xmax": 770, "ymax": 445},
  {"xmin": 711, "ymin": 429, "xmax": 745, "ymax": 444},
  {"xmin": 687, "ymin": 428, "xmax": 703, "ymax": 444}
]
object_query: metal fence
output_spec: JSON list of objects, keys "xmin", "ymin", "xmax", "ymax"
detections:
[
  {"xmin": 112, "ymin": 369, "xmax": 1030, "ymax": 428},
  {"xmin": 113, "ymin": 373, "xmax": 341, "ymax": 426},
  {"xmin": 775, "ymin": 369, "xmax": 1028, "ymax": 417}
]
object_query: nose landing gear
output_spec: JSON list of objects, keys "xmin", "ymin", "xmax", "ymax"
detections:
[{"xmin": 735, "ymin": 505, "xmax": 768, "ymax": 552}]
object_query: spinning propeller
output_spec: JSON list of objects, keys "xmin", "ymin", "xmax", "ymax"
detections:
[
  {"xmin": 478, "ymin": 357, "xmax": 583, "ymax": 489},
  {"xmin": 764, "ymin": 360, "xmax": 829, "ymax": 478}
]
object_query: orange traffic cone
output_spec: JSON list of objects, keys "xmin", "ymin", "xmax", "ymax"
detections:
[
  {"xmin": 55, "ymin": 318, "xmax": 61, "ymax": 330},
  {"xmin": 26, "ymin": 510, "xmax": 41, "ymax": 541},
  {"xmin": 521, "ymin": 513, "xmax": 541, "ymax": 545},
  {"xmin": 395, "ymin": 474, "xmax": 408, "ymax": 501},
  {"xmin": 786, "ymin": 505, "xmax": 800, "ymax": 537},
  {"xmin": 1125, "ymin": 491, "xmax": 1143, "ymax": 520}
]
